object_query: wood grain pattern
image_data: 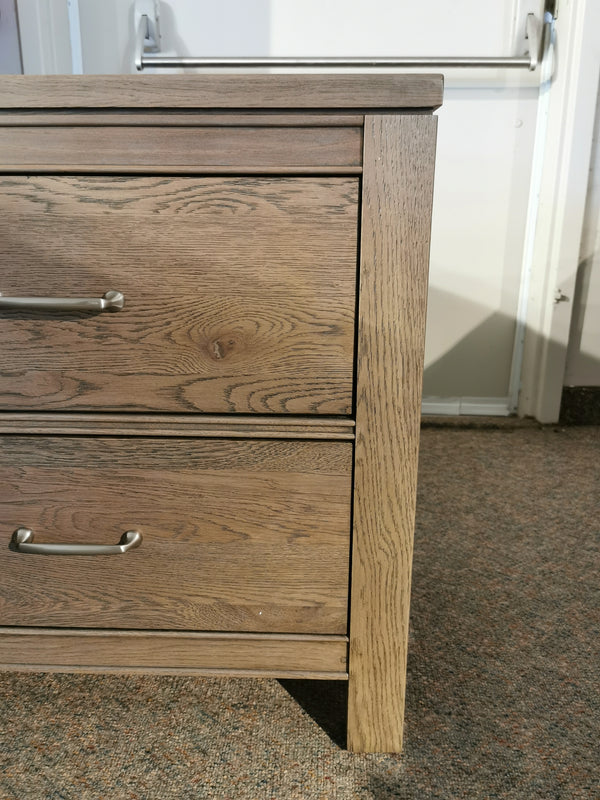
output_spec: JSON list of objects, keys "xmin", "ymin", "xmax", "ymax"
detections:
[
  {"xmin": 0, "ymin": 413, "xmax": 355, "ymax": 439},
  {"xmin": 0, "ymin": 629, "xmax": 348, "ymax": 678},
  {"xmin": 0, "ymin": 74, "xmax": 444, "ymax": 110},
  {"xmin": 347, "ymin": 115, "xmax": 438, "ymax": 753},
  {"xmin": 0, "ymin": 165, "xmax": 362, "ymax": 176},
  {"xmin": 0, "ymin": 126, "xmax": 362, "ymax": 171},
  {"xmin": 0, "ymin": 437, "xmax": 352, "ymax": 634},
  {"xmin": 0, "ymin": 77, "xmax": 442, "ymax": 751},
  {"xmin": 0, "ymin": 176, "xmax": 358, "ymax": 414},
  {"xmin": 0, "ymin": 112, "xmax": 364, "ymax": 127}
]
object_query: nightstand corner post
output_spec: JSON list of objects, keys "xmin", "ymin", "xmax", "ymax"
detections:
[{"xmin": 347, "ymin": 113, "xmax": 438, "ymax": 754}]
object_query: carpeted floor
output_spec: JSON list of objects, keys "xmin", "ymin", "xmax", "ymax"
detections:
[{"xmin": 1, "ymin": 425, "xmax": 598, "ymax": 799}]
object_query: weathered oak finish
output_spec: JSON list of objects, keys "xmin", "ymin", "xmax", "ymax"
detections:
[
  {"xmin": 0, "ymin": 629, "xmax": 348, "ymax": 679},
  {"xmin": 0, "ymin": 112, "xmax": 364, "ymax": 127},
  {"xmin": 0, "ymin": 74, "xmax": 443, "ymax": 110},
  {"xmin": 0, "ymin": 176, "xmax": 357, "ymax": 414},
  {"xmin": 0, "ymin": 75, "xmax": 441, "ymax": 754},
  {"xmin": 0, "ymin": 437, "xmax": 352, "ymax": 633},
  {"xmin": 348, "ymin": 115, "xmax": 438, "ymax": 752},
  {"xmin": 0, "ymin": 413, "xmax": 355, "ymax": 440},
  {"xmin": 0, "ymin": 126, "xmax": 362, "ymax": 171}
]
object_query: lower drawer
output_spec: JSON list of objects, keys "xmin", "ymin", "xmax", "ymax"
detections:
[{"xmin": 0, "ymin": 436, "xmax": 352, "ymax": 634}]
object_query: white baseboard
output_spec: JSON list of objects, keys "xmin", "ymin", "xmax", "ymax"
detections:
[{"xmin": 421, "ymin": 396, "xmax": 511, "ymax": 416}]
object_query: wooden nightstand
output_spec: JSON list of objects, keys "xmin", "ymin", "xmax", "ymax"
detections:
[{"xmin": 0, "ymin": 74, "xmax": 441, "ymax": 752}]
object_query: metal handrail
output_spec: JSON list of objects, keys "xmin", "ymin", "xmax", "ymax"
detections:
[{"xmin": 135, "ymin": 13, "xmax": 548, "ymax": 73}]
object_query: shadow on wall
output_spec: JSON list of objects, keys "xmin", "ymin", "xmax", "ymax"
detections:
[
  {"xmin": 423, "ymin": 285, "xmax": 517, "ymax": 399},
  {"xmin": 422, "ymin": 273, "xmax": 600, "ymax": 416},
  {"xmin": 565, "ymin": 249, "xmax": 600, "ymax": 384}
]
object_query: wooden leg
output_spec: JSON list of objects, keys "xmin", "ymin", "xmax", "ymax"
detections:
[{"xmin": 347, "ymin": 114, "xmax": 438, "ymax": 753}]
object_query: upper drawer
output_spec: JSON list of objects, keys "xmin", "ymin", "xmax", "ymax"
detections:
[{"xmin": 0, "ymin": 175, "xmax": 358, "ymax": 414}]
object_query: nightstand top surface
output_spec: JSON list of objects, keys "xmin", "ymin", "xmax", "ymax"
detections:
[{"xmin": 0, "ymin": 74, "xmax": 443, "ymax": 111}]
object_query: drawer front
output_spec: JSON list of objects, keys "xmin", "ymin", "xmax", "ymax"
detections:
[
  {"xmin": 0, "ymin": 176, "xmax": 357, "ymax": 414},
  {"xmin": 0, "ymin": 125, "xmax": 362, "ymax": 171},
  {"xmin": 0, "ymin": 436, "xmax": 351, "ymax": 634}
]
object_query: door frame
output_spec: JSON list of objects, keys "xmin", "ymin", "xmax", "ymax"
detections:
[{"xmin": 517, "ymin": 0, "xmax": 600, "ymax": 422}]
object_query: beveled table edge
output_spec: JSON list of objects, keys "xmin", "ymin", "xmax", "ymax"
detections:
[{"xmin": 0, "ymin": 74, "xmax": 443, "ymax": 111}]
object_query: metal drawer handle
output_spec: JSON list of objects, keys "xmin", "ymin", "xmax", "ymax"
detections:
[
  {"xmin": 0, "ymin": 290, "xmax": 124, "ymax": 313},
  {"xmin": 12, "ymin": 527, "xmax": 142, "ymax": 555}
]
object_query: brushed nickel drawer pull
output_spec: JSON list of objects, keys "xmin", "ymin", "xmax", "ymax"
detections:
[
  {"xmin": 0, "ymin": 290, "xmax": 124, "ymax": 312},
  {"xmin": 11, "ymin": 527, "xmax": 142, "ymax": 555}
]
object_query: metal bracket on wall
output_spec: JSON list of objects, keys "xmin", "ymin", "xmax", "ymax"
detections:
[
  {"xmin": 134, "ymin": 8, "xmax": 551, "ymax": 73},
  {"xmin": 134, "ymin": 0, "xmax": 161, "ymax": 65}
]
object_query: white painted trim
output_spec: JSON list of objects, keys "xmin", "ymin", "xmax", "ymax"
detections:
[
  {"xmin": 422, "ymin": 397, "xmax": 511, "ymax": 417},
  {"xmin": 67, "ymin": 0, "xmax": 83, "ymax": 74},
  {"xmin": 518, "ymin": 0, "xmax": 600, "ymax": 422},
  {"xmin": 422, "ymin": 398, "xmax": 460, "ymax": 416},
  {"xmin": 16, "ymin": 0, "xmax": 72, "ymax": 74},
  {"xmin": 508, "ymin": 12, "xmax": 554, "ymax": 412}
]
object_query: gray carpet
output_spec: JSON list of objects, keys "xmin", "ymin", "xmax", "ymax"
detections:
[{"xmin": 1, "ymin": 425, "xmax": 598, "ymax": 799}]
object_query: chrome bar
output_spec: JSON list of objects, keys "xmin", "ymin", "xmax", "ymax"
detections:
[
  {"xmin": 135, "ymin": 13, "xmax": 547, "ymax": 73},
  {"xmin": 0, "ymin": 290, "xmax": 124, "ymax": 312},
  {"xmin": 12, "ymin": 527, "xmax": 142, "ymax": 555},
  {"xmin": 526, "ymin": 12, "xmax": 539, "ymax": 72},
  {"xmin": 140, "ymin": 55, "xmax": 533, "ymax": 70}
]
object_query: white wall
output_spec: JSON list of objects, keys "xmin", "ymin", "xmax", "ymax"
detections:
[{"xmin": 425, "ymin": 87, "xmax": 537, "ymax": 400}]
